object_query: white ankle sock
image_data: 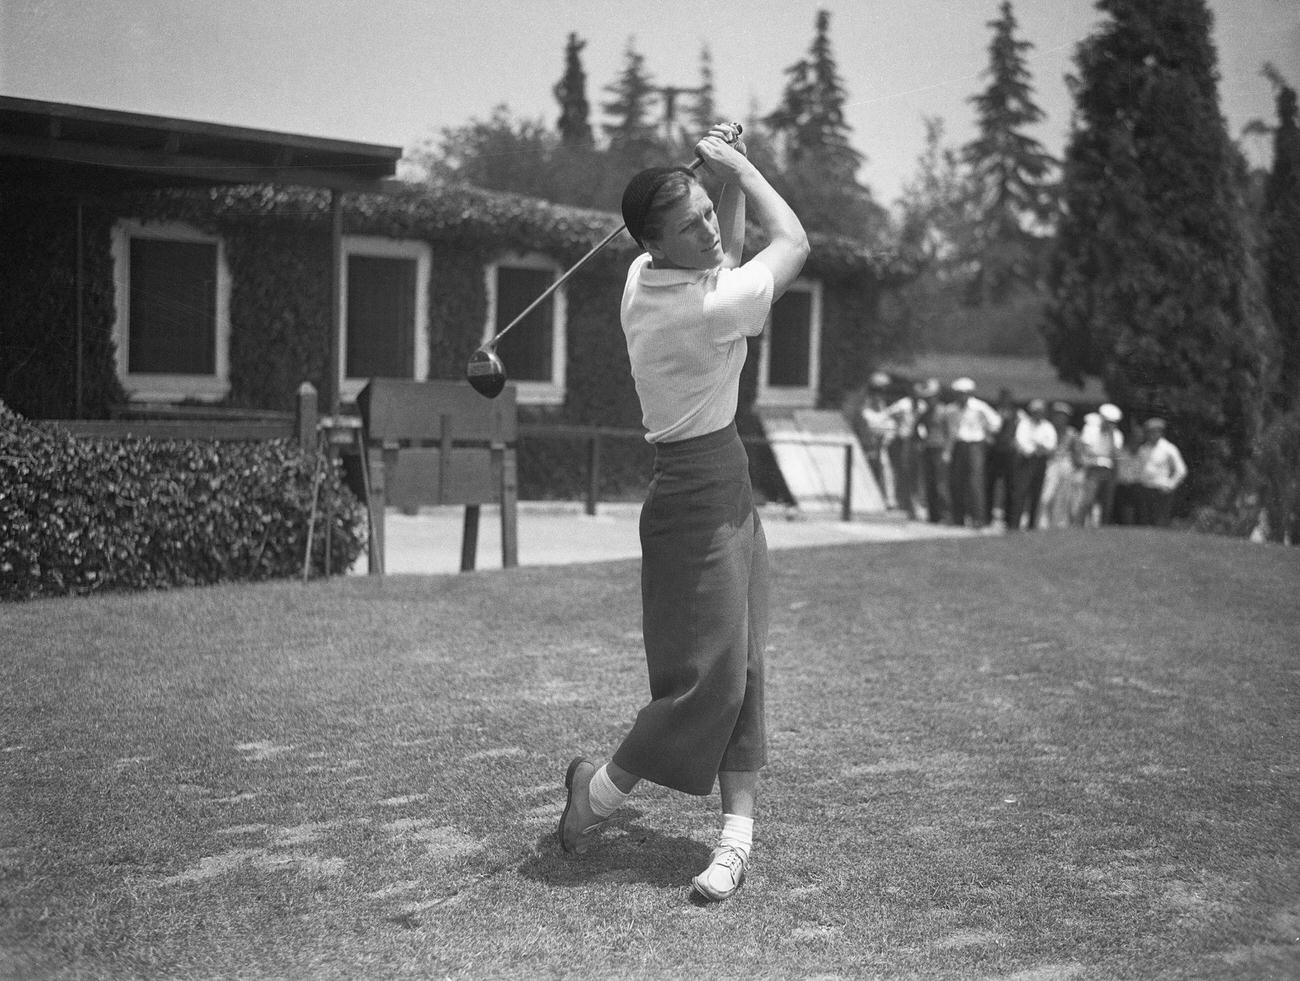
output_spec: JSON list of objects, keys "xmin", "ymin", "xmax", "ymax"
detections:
[
  {"xmin": 718, "ymin": 813, "xmax": 753, "ymax": 858},
  {"xmin": 587, "ymin": 764, "xmax": 630, "ymax": 818}
]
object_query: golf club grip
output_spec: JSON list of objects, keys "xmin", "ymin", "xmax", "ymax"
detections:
[
  {"xmin": 484, "ymin": 123, "xmax": 744, "ymax": 348},
  {"xmin": 687, "ymin": 122, "xmax": 743, "ymax": 171}
]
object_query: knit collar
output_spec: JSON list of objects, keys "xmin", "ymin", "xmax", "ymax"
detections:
[{"xmin": 636, "ymin": 255, "xmax": 716, "ymax": 287}]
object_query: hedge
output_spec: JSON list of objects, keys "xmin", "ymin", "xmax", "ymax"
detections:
[{"xmin": 0, "ymin": 402, "xmax": 364, "ymax": 601}]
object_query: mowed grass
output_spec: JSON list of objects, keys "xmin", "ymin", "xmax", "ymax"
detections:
[{"xmin": 1, "ymin": 528, "xmax": 1298, "ymax": 980}]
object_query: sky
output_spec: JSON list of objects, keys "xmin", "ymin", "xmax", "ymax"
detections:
[{"xmin": 2, "ymin": 0, "xmax": 1298, "ymax": 205}]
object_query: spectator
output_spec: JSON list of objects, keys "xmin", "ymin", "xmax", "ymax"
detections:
[
  {"xmin": 859, "ymin": 371, "xmax": 897, "ymax": 509},
  {"xmin": 885, "ymin": 380, "xmax": 925, "ymax": 518},
  {"xmin": 914, "ymin": 379, "xmax": 950, "ymax": 524},
  {"xmin": 945, "ymin": 377, "xmax": 1001, "ymax": 529},
  {"xmin": 1112, "ymin": 421, "xmax": 1144, "ymax": 525},
  {"xmin": 1038, "ymin": 401, "xmax": 1082, "ymax": 529},
  {"xmin": 1010, "ymin": 398, "xmax": 1057, "ymax": 531},
  {"xmin": 1075, "ymin": 403, "xmax": 1124, "ymax": 526},
  {"xmin": 986, "ymin": 388, "xmax": 1021, "ymax": 527},
  {"xmin": 1136, "ymin": 418, "xmax": 1188, "ymax": 527}
]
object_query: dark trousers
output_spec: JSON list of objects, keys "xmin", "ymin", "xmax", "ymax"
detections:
[
  {"xmin": 921, "ymin": 446, "xmax": 949, "ymax": 523},
  {"xmin": 614, "ymin": 423, "xmax": 768, "ymax": 796},
  {"xmin": 889, "ymin": 437, "xmax": 920, "ymax": 517},
  {"xmin": 1137, "ymin": 486, "xmax": 1174, "ymax": 527},
  {"xmin": 1010, "ymin": 454, "xmax": 1048, "ymax": 530},
  {"xmin": 948, "ymin": 441, "xmax": 988, "ymax": 527},
  {"xmin": 986, "ymin": 446, "xmax": 1017, "ymax": 524}
]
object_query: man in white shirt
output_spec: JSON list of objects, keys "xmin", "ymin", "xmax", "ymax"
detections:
[
  {"xmin": 1075, "ymin": 403, "xmax": 1124, "ymax": 526},
  {"xmin": 944, "ymin": 377, "xmax": 1001, "ymax": 528},
  {"xmin": 1136, "ymin": 418, "xmax": 1188, "ymax": 527},
  {"xmin": 1010, "ymin": 398, "xmax": 1058, "ymax": 531}
]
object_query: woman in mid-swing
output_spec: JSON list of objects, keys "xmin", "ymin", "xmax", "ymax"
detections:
[{"xmin": 559, "ymin": 122, "xmax": 809, "ymax": 901}]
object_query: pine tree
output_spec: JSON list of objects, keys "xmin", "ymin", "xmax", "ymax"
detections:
[
  {"xmin": 689, "ymin": 45, "xmax": 718, "ymax": 135},
  {"xmin": 1044, "ymin": 0, "xmax": 1271, "ymax": 507},
  {"xmin": 763, "ymin": 9, "xmax": 884, "ymax": 240},
  {"xmin": 1263, "ymin": 68, "xmax": 1300, "ymax": 411},
  {"xmin": 554, "ymin": 32, "xmax": 593, "ymax": 148},
  {"xmin": 765, "ymin": 9, "xmax": 862, "ymax": 182},
  {"xmin": 602, "ymin": 38, "xmax": 661, "ymax": 167},
  {"xmin": 963, "ymin": 0, "xmax": 1057, "ymax": 302}
]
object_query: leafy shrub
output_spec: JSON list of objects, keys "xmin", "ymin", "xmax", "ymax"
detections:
[{"xmin": 0, "ymin": 402, "xmax": 364, "ymax": 601}]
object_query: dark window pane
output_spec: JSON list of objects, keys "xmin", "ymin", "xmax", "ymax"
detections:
[
  {"xmin": 494, "ymin": 266, "xmax": 554, "ymax": 382},
  {"xmin": 768, "ymin": 290, "xmax": 812, "ymax": 387},
  {"xmin": 128, "ymin": 238, "xmax": 216, "ymax": 374},
  {"xmin": 347, "ymin": 255, "xmax": 416, "ymax": 378}
]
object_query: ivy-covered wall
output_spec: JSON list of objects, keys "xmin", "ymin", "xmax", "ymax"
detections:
[
  {"xmin": 1, "ymin": 181, "xmax": 911, "ymax": 497},
  {"xmin": 0, "ymin": 197, "xmax": 124, "ymax": 419}
]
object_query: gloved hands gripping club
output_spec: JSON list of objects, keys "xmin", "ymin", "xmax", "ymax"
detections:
[{"xmin": 466, "ymin": 123, "xmax": 743, "ymax": 398}]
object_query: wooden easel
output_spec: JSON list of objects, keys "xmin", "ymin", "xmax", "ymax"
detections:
[{"xmin": 356, "ymin": 380, "xmax": 519, "ymax": 573}]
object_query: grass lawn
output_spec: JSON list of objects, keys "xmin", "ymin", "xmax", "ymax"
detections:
[{"xmin": 2, "ymin": 528, "xmax": 1298, "ymax": 980}]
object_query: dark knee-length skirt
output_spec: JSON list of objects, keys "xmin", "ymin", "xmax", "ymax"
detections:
[{"xmin": 612, "ymin": 422, "xmax": 769, "ymax": 796}]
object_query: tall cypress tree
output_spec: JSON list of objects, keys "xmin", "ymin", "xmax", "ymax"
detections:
[
  {"xmin": 554, "ymin": 32, "xmax": 593, "ymax": 148},
  {"xmin": 602, "ymin": 38, "xmax": 661, "ymax": 167},
  {"xmin": 1044, "ymin": 0, "xmax": 1271, "ymax": 506},
  {"xmin": 1263, "ymin": 69, "xmax": 1300, "ymax": 411},
  {"xmin": 963, "ymin": 0, "xmax": 1057, "ymax": 302}
]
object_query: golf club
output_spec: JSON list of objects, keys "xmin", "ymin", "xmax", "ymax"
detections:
[{"xmin": 466, "ymin": 124, "xmax": 743, "ymax": 398}]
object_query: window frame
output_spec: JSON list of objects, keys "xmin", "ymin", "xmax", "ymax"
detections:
[
  {"xmin": 338, "ymin": 236, "xmax": 431, "ymax": 403},
  {"xmin": 111, "ymin": 220, "xmax": 231, "ymax": 403},
  {"xmin": 756, "ymin": 278, "xmax": 823, "ymax": 408},
  {"xmin": 482, "ymin": 252, "xmax": 567, "ymax": 407}
]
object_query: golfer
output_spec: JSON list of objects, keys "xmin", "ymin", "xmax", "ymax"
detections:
[{"xmin": 559, "ymin": 123, "xmax": 809, "ymax": 901}]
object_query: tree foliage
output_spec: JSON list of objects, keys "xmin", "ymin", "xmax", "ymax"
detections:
[
  {"xmin": 962, "ymin": 0, "xmax": 1057, "ymax": 302},
  {"xmin": 1262, "ymin": 69, "xmax": 1300, "ymax": 412},
  {"xmin": 763, "ymin": 9, "xmax": 888, "ymax": 241},
  {"xmin": 1044, "ymin": 0, "xmax": 1272, "ymax": 506},
  {"xmin": 554, "ymin": 32, "xmax": 593, "ymax": 148},
  {"xmin": 602, "ymin": 38, "xmax": 660, "ymax": 168}
]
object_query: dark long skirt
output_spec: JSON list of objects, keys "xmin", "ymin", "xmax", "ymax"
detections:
[{"xmin": 611, "ymin": 423, "xmax": 769, "ymax": 796}]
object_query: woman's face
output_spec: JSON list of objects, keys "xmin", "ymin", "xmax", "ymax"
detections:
[{"xmin": 645, "ymin": 183, "xmax": 723, "ymax": 270}]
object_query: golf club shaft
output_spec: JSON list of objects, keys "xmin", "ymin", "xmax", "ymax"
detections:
[{"xmin": 481, "ymin": 129, "xmax": 736, "ymax": 351}]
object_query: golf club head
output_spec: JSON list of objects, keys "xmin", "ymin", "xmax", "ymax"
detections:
[{"xmin": 466, "ymin": 346, "xmax": 507, "ymax": 399}]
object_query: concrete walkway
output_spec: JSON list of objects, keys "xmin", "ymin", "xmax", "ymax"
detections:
[{"xmin": 355, "ymin": 502, "xmax": 980, "ymax": 575}]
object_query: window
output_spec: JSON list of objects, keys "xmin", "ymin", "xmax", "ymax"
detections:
[
  {"xmin": 757, "ymin": 279, "xmax": 822, "ymax": 407},
  {"xmin": 112, "ymin": 221, "xmax": 230, "ymax": 402},
  {"xmin": 340, "ymin": 237, "xmax": 430, "ymax": 402},
  {"xmin": 484, "ymin": 255, "xmax": 566, "ymax": 405}
]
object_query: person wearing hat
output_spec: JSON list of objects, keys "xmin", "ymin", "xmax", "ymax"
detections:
[
  {"xmin": 1039, "ymin": 401, "xmax": 1083, "ymax": 529},
  {"xmin": 944, "ymin": 377, "xmax": 1002, "ymax": 528},
  {"xmin": 883, "ymin": 376, "xmax": 933, "ymax": 519},
  {"xmin": 1074, "ymin": 403, "xmax": 1125, "ymax": 526},
  {"xmin": 912, "ymin": 378, "xmax": 951, "ymax": 523},
  {"xmin": 1010, "ymin": 398, "xmax": 1057, "ymax": 530},
  {"xmin": 1135, "ymin": 417, "xmax": 1187, "ymax": 526},
  {"xmin": 559, "ymin": 123, "xmax": 809, "ymax": 902},
  {"xmin": 859, "ymin": 371, "xmax": 899, "ymax": 509}
]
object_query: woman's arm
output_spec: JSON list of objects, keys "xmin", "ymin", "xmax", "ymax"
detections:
[{"xmin": 695, "ymin": 133, "xmax": 809, "ymax": 299}]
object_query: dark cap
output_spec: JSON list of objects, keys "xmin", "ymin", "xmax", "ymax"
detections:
[{"xmin": 621, "ymin": 166, "xmax": 692, "ymax": 246}]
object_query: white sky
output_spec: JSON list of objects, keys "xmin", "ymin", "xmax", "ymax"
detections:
[{"xmin": 2, "ymin": 0, "xmax": 1297, "ymax": 204}]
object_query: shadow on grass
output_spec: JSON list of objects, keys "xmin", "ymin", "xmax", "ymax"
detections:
[{"xmin": 517, "ymin": 811, "xmax": 711, "ymax": 892}]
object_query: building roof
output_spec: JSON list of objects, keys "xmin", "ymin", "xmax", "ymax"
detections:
[{"xmin": 0, "ymin": 96, "xmax": 403, "ymax": 196}]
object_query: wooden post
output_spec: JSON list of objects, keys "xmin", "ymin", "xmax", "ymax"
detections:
[
  {"xmin": 296, "ymin": 382, "xmax": 318, "ymax": 447},
  {"xmin": 499, "ymin": 443, "xmax": 519, "ymax": 568},
  {"xmin": 586, "ymin": 432, "xmax": 601, "ymax": 516},
  {"xmin": 842, "ymin": 442, "xmax": 854, "ymax": 522},
  {"xmin": 326, "ymin": 189, "xmax": 344, "ymax": 418}
]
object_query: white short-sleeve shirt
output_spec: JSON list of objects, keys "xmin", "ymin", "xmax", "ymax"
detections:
[{"xmin": 621, "ymin": 253, "xmax": 775, "ymax": 443}]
